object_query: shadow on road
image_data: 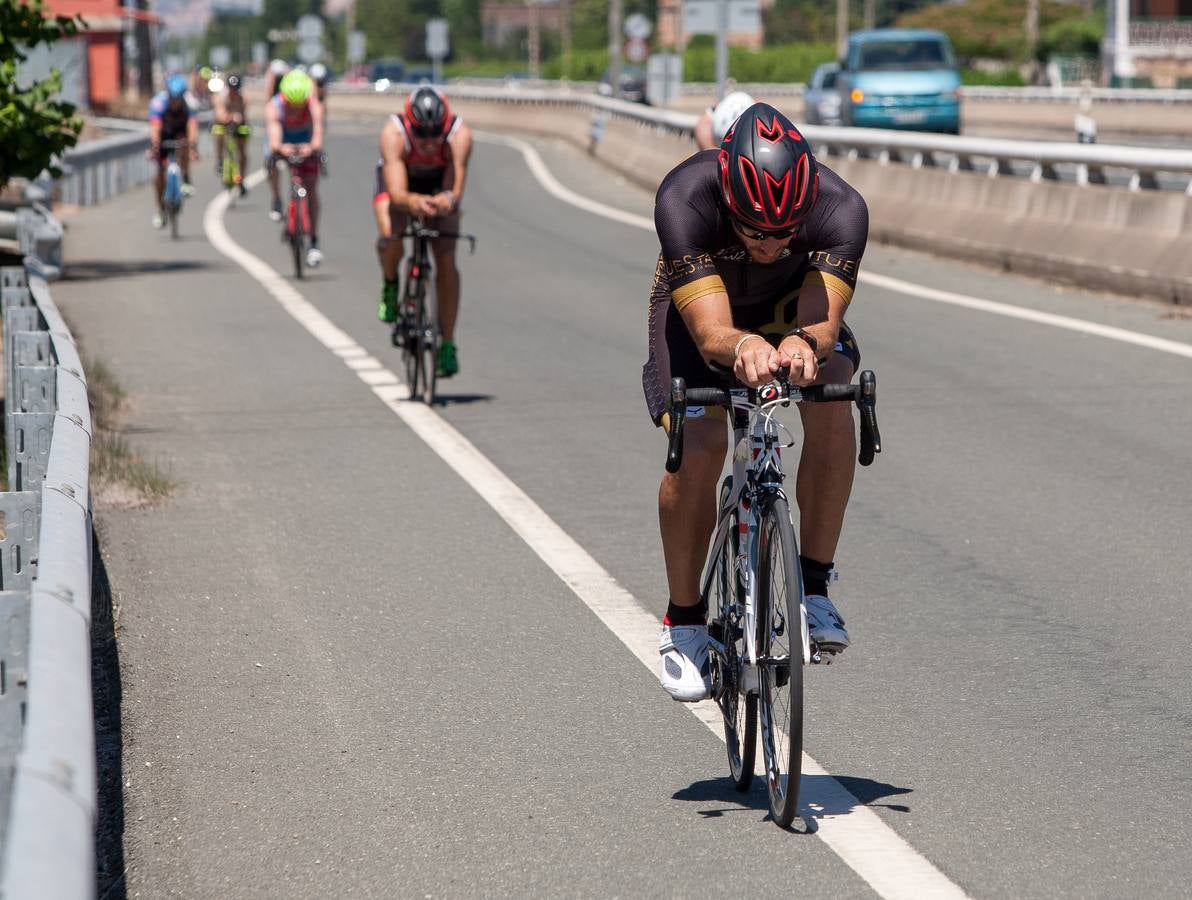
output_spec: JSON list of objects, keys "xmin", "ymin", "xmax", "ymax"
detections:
[
  {"xmin": 674, "ymin": 773, "xmax": 912, "ymax": 831},
  {"xmin": 92, "ymin": 524, "xmax": 127, "ymax": 900},
  {"xmin": 63, "ymin": 259, "xmax": 216, "ymax": 282},
  {"xmin": 431, "ymin": 393, "xmax": 495, "ymax": 407}
]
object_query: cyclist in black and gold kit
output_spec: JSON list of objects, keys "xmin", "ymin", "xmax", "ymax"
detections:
[{"xmin": 648, "ymin": 102, "xmax": 869, "ymax": 702}]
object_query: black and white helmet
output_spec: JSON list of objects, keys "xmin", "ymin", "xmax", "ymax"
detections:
[{"xmin": 404, "ymin": 86, "xmax": 450, "ymax": 138}]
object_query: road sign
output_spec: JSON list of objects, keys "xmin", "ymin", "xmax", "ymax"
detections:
[
  {"xmin": 347, "ymin": 30, "xmax": 366, "ymax": 65},
  {"xmin": 683, "ymin": 0, "xmax": 759, "ymax": 35},
  {"xmin": 426, "ymin": 18, "xmax": 449, "ymax": 60},
  {"xmin": 297, "ymin": 14, "xmax": 324, "ymax": 41},
  {"xmin": 647, "ymin": 52, "xmax": 683, "ymax": 106},
  {"xmin": 625, "ymin": 37, "xmax": 649, "ymax": 65},
  {"xmin": 297, "ymin": 38, "xmax": 324, "ymax": 64},
  {"xmin": 266, "ymin": 28, "xmax": 298, "ymax": 42},
  {"xmin": 209, "ymin": 45, "xmax": 230, "ymax": 68},
  {"xmin": 625, "ymin": 13, "xmax": 652, "ymax": 40}
]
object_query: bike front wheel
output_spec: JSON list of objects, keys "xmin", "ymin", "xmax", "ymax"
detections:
[
  {"xmin": 418, "ymin": 313, "xmax": 437, "ymax": 405},
  {"xmin": 756, "ymin": 494, "xmax": 805, "ymax": 828},
  {"xmin": 290, "ymin": 203, "xmax": 304, "ymax": 280},
  {"xmin": 705, "ymin": 477, "xmax": 755, "ymax": 792}
]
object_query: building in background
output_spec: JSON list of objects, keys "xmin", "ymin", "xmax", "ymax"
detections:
[
  {"xmin": 36, "ymin": 0, "xmax": 161, "ymax": 109},
  {"xmin": 1106, "ymin": 0, "xmax": 1192, "ymax": 87},
  {"xmin": 656, "ymin": 0, "xmax": 769, "ymax": 52},
  {"xmin": 481, "ymin": 1, "xmax": 564, "ymax": 49}
]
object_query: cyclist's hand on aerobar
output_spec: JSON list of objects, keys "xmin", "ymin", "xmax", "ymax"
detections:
[
  {"xmin": 189, "ymin": 145, "xmax": 199, "ymax": 161},
  {"xmin": 297, "ymin": 143, "xmax": 312, "ymax": 159},
  {"xmin": 279, "ymin": 143, "xmax": 295, "ymax": 158},
  {"xmin": 778, "ymin": 335, "xmax": 819, "ymax": 387},
  {"xmin": 734, "ymin": 340, "xmax": 790, "ymax": 389},
  {"xmin": 411, "ymin": 194, "xmax": 439, "ymax": 218},
  {"xmin": 429, "ymin": 191, "xmax": 454, "ymax": 216}
]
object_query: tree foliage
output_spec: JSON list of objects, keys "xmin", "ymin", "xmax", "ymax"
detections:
[
  {"xmin": 895, "ymin": 0, "xmax": 1103, "ymax": 62},
  {"xmin": 0, "ymin": 0, "xmax": 83, "ymax": 190}
]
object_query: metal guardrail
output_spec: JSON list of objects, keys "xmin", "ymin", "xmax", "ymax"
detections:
[
  {"xmin": 361, "ymin": 83, "xmax": 1192, "ymax": 193},
  {"xmin": 57, "ymin": 126, "xmax": 154, "ymax": 207},
  {"xmin": 0, "ymin": 210, "xmax": 95, "ymax": 899},
  {"xmin": 404, "ymin": 76, "xmax": 1192, "ymax": 104}
]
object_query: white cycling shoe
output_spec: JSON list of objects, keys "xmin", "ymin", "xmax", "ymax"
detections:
[
  {"xmin": 805, "ymin": 594, "xmax": 849, "ymax": 653},
  {"xmin": 659, "ymin": 624, "xmax": 711, "ymax": 702},
  {"xmin": 306, "ymin": 247, "xmax": 323, "ymax": 268}
]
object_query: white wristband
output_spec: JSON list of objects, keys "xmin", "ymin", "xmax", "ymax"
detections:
[{"xmin": 733, "ymin": 333, "xmax": 764, "ymax": 359}]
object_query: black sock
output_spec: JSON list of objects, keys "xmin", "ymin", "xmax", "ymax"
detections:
[
  {"xmin": 800, "ymin": 555, "xmax": 834, "ymax": 597},
  {"xmin": 664, "ymin": 599, "xmax": 706, "ymax": 627},
  {"xmin": 310, "ymin": 237, "xmax": 319, "ymax": 249}
]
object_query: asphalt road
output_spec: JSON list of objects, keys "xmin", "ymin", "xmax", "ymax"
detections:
[{"xmin": 52, "ymin": 120, "xmax": 1192, "ymax": 898}]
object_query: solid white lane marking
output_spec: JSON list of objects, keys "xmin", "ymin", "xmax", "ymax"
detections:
[
  {"xmin": 481, "ymin": 131, "xmax": 1192, "ymax": 362},
  {"xmin": 206, "ymin": 166, "xmax": 967, "ymax": 900},
  {"xmin": 860, "ymin": 271, "xmax": 1192, "ymax": 359}
]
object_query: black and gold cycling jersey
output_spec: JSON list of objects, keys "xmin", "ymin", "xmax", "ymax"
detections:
[{"xmin": 651, "ymin": 149, "xmax": 869, "ymax": 312}]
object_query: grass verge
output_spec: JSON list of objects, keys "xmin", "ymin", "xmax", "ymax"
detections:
[{"xmin": 84, "ymin": 354, "xmax": 176, "ymax": 508}]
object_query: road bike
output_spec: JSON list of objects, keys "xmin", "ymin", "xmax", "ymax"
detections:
[
  {"xmin": 279, "ymin": 152, "xmax": 325, "ymax": 280},
  {"xmin": 159, "ymin": 139, "xmax": 188, "ymax": 240},
  {"xmin": 665, "ymin": 365, "xmax": 881, "ymax": 828},
  {"xmin": 390, "ymin": 219, "xmax": 475, "ymax": 405},
  {"xmin": 213, "ymin": 122, "xmax": 251, "ymax": 204}
]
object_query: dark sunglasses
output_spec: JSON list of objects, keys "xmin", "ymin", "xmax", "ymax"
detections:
[
  {"xmin": 731, "ymin": 217, "xmax": 798, "ymax": 241},
  {"xmin": 412, "ymin": 126, "xmax": 442, "ymax": 139}
]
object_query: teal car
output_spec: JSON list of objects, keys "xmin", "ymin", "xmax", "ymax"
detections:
[{"xmin": 838, "ymin": 29, "xmax": 962, "ymax": 134}]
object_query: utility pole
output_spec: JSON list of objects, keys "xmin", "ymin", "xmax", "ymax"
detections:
[
  {"xmin": 561, "ymin": 0, "xmax": 572, "ymax": 80},
  {"xmin": 608, "ymin": 0, "xmax": 622, "ymax": 97},
  {"xmin": 836, "ymin": 0, "xmax": 848, "ymax": 60},
  {"xmin": 1025, "ymin": 0, "xmax": 1040, "ymax": 84},
  {"xmin": 863, "ymin": 0, "xmax": 875, "ymax": 31},
  {"xmin": 715, "ymin": 0, "xmax": 728, "ymax": 97},
  {"xmin": 528, "ymin": 0, "xmax": 540, "ymax": 79}
]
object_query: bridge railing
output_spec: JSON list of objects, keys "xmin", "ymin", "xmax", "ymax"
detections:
[
  {"xmin": 0, "ymin": 213, "xmax": 96, "ymax": 899},
  {"xmin": 351, "ymin": 83, "xmax": 1192, "ymax": 193}
]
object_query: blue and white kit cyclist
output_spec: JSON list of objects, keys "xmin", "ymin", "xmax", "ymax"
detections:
[{"xmin": 147, "ymin": 74, "xmax": 199, "ymax": 228}]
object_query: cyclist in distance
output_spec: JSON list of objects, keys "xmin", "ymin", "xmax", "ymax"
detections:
[
  {"xmin": 265, "ymin": 59, "xmax": 290, "ymax": 221},
  {"xmin": 646, "ymin": 102, "xmax": 868, "ymax": 701},
  {"xmin": 694, "ymin": 90, "xmax": 754, "ymax": 150},
  {"xmin": 212, "ymin": 73, "xmax": 249, "ymax": 196},
  {"xmin": 265, "ymin": 69, "xmax": 327, "ymax": 267},
  {"xmin": 147, "ymin": 73, "xmax": 199, "ymax": 229},
  {"xmin": 374, "ymin": 85, "xmax": 473, "ymax": 378},
  {"xmin": 309, "ymin": 62, "xmax": 329, "ymax": 110}
]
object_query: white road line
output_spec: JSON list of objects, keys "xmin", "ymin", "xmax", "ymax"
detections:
[
  {"xmin": 481, "ymin": 131, "xmax": 1192, "ymax": 362},
  {"xmin": 206, "ymin": 166, "xmax": 967, "ymax": 899}
]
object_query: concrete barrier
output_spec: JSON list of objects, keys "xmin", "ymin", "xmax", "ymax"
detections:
[{"xmin": 331, "ymin": 91, "xmax": 1192, "ymax": 305}]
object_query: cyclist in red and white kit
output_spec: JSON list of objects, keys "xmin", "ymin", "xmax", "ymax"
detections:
[
  {"xmin": 374, "ymin": 86, "xmax": 473, "ymax": 378},
  {"xmin": 648, "ymin": 103, "xmax": 869, "ymax": 701}
]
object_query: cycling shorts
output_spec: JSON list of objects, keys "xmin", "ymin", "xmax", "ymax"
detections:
[{"xmin": 642, "ymin": 285, "xmax": 861, "ymax": 426}]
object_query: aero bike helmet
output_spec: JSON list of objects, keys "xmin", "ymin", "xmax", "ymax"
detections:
[
  {"xmin": 269, "ymin": 58, "xmax": 290, "ymax": 77},
  {"xmin": 404, "ymin": 86, "xmax": 450, "ymax": 138},
  {"xmin": 226, "ymin": 73, "xmax": 242, "ymax": 91},
  {"xmin": 719, "ymin": 102, "xmax": 819, "ymax": 234},
  {"xmin": 279, "ymin": 69, "xmax": 314, "ymax": 105},
  {"xmin": 710, "ymin": 91, "xmax": 755, "ymax": 145},
  {"xmin": 309, "ymin": 63, "xmax": 328, "ymax": 85},
  {"xmin": 166, "ymin": 74, "xmax": 188, "ymax": 98}
]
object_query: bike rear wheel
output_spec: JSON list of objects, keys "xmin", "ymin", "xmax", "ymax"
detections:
[
  {"xmin": 756, "ymin": 494, "xmax": 804, "ymax": 828},
  {"xmin": 706, "ymin": 477, "xmax": 755, "ymax": 791}
]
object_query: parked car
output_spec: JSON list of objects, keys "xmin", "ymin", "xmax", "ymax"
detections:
[
  {"xmin": 803, "ymin": 62, "xmax": 842, "ymax": 126},
  {"xmin": 598, "ymin": 66, "xmax": 648, "ymax": 104},
  {"xmin": 369, "ymin": 58, "xmax": 406, "ymax": 90},
  {"xmin": 837, "ymin": 29, "xmax": 961, "ymax": 134}
]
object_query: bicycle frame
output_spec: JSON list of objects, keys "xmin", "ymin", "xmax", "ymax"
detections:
[{"xmin": 701, "ymin": 390, "xmax": 812, "ymax": 691}]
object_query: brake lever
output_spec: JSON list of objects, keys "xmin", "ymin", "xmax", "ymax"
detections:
[
  {"xmin": 665, "ymin": 378, "xmax": 687, "ymax": 474},
  {"xmin": 857, "ymin": 369, "xmax": 881, "ymax": 466}
]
